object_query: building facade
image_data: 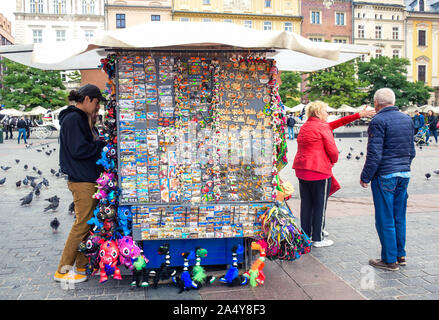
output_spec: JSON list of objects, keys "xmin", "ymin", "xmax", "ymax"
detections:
[
  {"xmin": 0, "ymin": 13, "xmax": 15, "ymax": 91},
  {"xmin": 105, "ymin": 0, "xmax": 172, "ymax": 31},
  {"xmin": 301, "ymin": 0, "xmax": 353, "ymax": 44},
  {"xmin": 405, "ymin": 0, "xmax": 439, "ymax": 105},
  {"xmin": 14, "ymin": 0, "xmax": 105, "ymax": 44},
  {"xmin": 353, "ymin": 1, "xmax": 406, "ymax": 60},
  {"xmin": 172, "ymin": 0, "xmax": 302, "ymax": 33}
]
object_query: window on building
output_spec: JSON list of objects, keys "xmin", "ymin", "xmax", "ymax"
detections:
[
  {"xmin": 392, "ymin": 27, "xmax": 399, "ymax": 40},
  {"xmin": 224, "ymin": 19, "xmax": 232, "ymax": 23},
  {"xmin": 380, "ymin": 14, "xmax": 383, "ymax": 19},
  {"xmin": 82, "ymin": 0, "xmax": 87, "ymax": 14},
  {"xmin": 334, "ymin": 39, "xmax": 347, "ymax": 43},
  {"xmin": 420, "ymin": 0, "xmax": 425, "ymax": 12},
  {"xmin": 151, "ymin": 15, "xmax": 160, "ymax": 21},
  {"xmin": 89, "ymin": 0, "xmax": 95, "ymax": 14},
  {"xmin": 31, "ymin": 0, "xmax": 44, "ymax": 13},
  {"xmin": 284, "ymin": 22, "xmax": 293, "ymax": 32},
  {"xmin": 202, "ymin": 18, "xmax": 212, "ymax": 22},
  {"xmin": 309, "ymin": 37, "xmax": 323, "ymax": 42},
  {"xmin": 38, "ymin": 0, "xmax": 44, "ymax": 13},
  {"xmin": 264, "ymin": 0, "xmax": 271, "ymax": 8},
  {"xmin": 180, "ymin": 18, "xmax": 190, "ymax": 22},
  {"xmin": 375, "ymin": 26, "xmax": 382, "ymax": 39},
  {"xmin": 84, "ymin": 30, "xmax": 94, "ymax": 41},
  {"xmin": 392, "ymin": 50, "xmax": 400, "ymax": 58},
  {"xmin": 311, "ymin": 11, "xmax": 321, "ymax": 24},
  {"xmin": 418, "ymin": 30, "xmax": 426, "ymax": 46},
  {"xmin": 397, "ymin": 16, "xmax": 399, "ymax": 20},
  {"xmin": 244, "ymin": 20, "xmax": 252, "ymax": 28},
  {"xmin": 56, "ymin": 30, "xmax": 66, "ymax": 42},
  {"xmin": 336, "ymin": 12, "xmax": 345, "ymax": 26},
  {"xmin": 363, "ymin": 13, "xmax": 366, "ymax": 18},
  {"xmin": 358, "ymin": 12, "xmax": 360, "ymax": 18},
  {"xmin": 33, "ymin": 29, "xmax": 43, "ymax": 43},
  {"xmin": 30, "ymin": 0, "xmax": 36, "ymax": 13},
  {"xmin": 116, "ymin": 14, "xmax": 126, "ymax": 28},
  {"xmin": 53, "ymin": 0, "xmax": 66, "ymax": 14},
  {"xmin": 203, "ymin": 0, "xmax": 210, "ymax": 5},
  {"xmin": 375, "ymin": 49, "xmax": 382, "ymax": 58},
  {"xmin": 418, "ymin": 65, "xmax": 426, "ymax": 82},
  {"xmin": 358, "ymin": 25, "xmax": 365, "ymax": 38},
  {"xmin": 263, "ymin": 21, "xmax": 272, "ymax": 31}
]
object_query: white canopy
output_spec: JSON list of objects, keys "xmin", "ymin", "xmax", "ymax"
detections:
[
  {"xmin": 355, "ymin": 105, "xmax": 374, "ymax": 112},
  {"xmin": 0, "ymin": 108, "xmax": 24, "ymax": 117},
  {"xmin": 51, "ymin": 106, "xmax": 68, "ymax": 115},
  {"xmin": 336, "ymin": 104, "xmax": 357, "ymax": 113},
  {"xmin": 23, "ymin": 106, "xmax": 48, "ymax": 116},
  {"xmin": 289, "ymin": 103, "xmax": 306, "ymax": 112},
  {"xmin": 327, "ymin": 106, "xmax": 336, "ymax": 112}
]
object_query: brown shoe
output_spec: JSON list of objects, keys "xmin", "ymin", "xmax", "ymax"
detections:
[
  {"xmin": 397, "ymin": 256, "xmax": 407, "ymax": 266},
  {"xmin": 369, "ymin": 259, "xmax": 399, "ymax": 271}
]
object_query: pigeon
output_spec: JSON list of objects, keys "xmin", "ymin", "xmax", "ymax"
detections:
[
  {"xmin": 22, "ymin": 177, "xmax": 29, "ymax": 186},
  {"xmin": 355, "ymin": 155, "xmax": 360, "ymax": 160},
  {"xmin": 37, "ymin": 170, "xmax": 42, "ymax": 176},
  {"xmin": 36, "ymin": 181, "xmax": 44, "ymax": 190},
  {"xmin": 68, "ymin": 201, "xmax": 75, "ymax": 215},
  {"xmin": 360, "ymin": 152, "xmax": 364, "ymax": 156},
  {"xmin": 346, "ymin": 153, "xmax": 352, "ymax": 160},
  {"xmin": 350, "ymin": 147, "xmax": 354, "ymax": 151},
  {"xmin": 50, "ymin": 169, "xmax": 56, "ymax": 175},
  {"xmin": 55, "ymin": 172, "xmax": 60, "ymax": 178},
  {"xmin": 1, "ymin": 166, "xmax": 11, "ymax": 171},
  {"xmin": 45, "ymin": 151, "xmax": 51, "ymax": 156},
  {"xmin": 15, "ymin": 159, "xmax": 20, "ymax": 164},
  {"xmin": 34, "ymin": 188, "xmax": 41, "ymax": 197},
  {"xmin": 24, "ymin": 164, "xmax": 28, "ymax": 170},
  {"xmin": 42, "ymin": 178, "xmax": 49, "ymax": 187},
  {"xmin": 0, "ymin": 177, "xmax": 6, "ymax": 185},
  {"xmin": 36, "ymin": 149, "xmax": 42, "ymax": 152},
  {"xmin": 20, "ymin": 192, "xmax": 33, "ymax": 206},
  {"xmin": 26, "ymin": 175, "xmax": 37, "ymax": 181},
  {"xmin": 434, "ymin": 171, "xmax": 439, "ymax": 175},
  {"xmin": 45, "ymin": 195, "xmax": 60, "ymax": 203},
  {"xmin": 53, "ymin": 148, "xmax": 56, "ymax": 151},
  {"xmin": 358, "ymin": 139, "xmax": 362, "ymax": 143},
  {"xmin": 32, "ymin": 166, "xmax": 37, "ymax": 171},
  {"xmin": 50, "ymin": 217, "xmax": 60, "ymax": 233},
  {"xmin": 44, "ymin": 201, "xmax": 59, "ymax": 212},
  {"xmin": 425, "ymin": 173, "xmax": 431, "ymax": 180},
  {"xmin": 30, "ymin": 180, "xmax": 36, "ymax": 189},
  {"xmin": 16, "ymin": 180, "xmax": 22, "ymax": 187}
]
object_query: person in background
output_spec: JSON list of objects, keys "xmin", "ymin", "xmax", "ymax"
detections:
[
  {"xmin": 426, "ymin": 110, "xmax": 438, "ymax": 144},
  {"xmin": 6, "ymin": 116, "xmax": 15, "ymax": 139},
  {"xmin": 360, "ymin": 88, "xmax": 415, "ymax": 271},
  {"xmin": 413, "ymin": 110, "xmax": 424, "ymax": 135},
  {"xmin": 25, "ymin": 117, "xmax": 32, "ymax": 139},
  {"xmin": 287, "ymin": 113, "xmax": 296, "ymax": 140},
  {"xmin": 2, "ymin": 116, "xmax": 10, "ymax": 140},
  {"xmin": 54, "ymin": 84, "xmax": 107, "ymax": 284},
  {"xmin": 17, "ymin": 116, "xmax": 27, "ymax": 144}
]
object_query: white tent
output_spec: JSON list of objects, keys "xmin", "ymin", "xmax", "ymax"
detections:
[
  {"xmin": 336, "ymin": 104, "xmax": 357, "ymax": 113},
  {"xmin": 355, "ymin": 105, "xmax": 374, "ymax": 112},
  {"xmin": 420, "ymin": 105, "xmax": 435, "ymax": 113},
  {"xmin": 327, "ymin": 106, "xmax": 336, "ymax": 112},
  {"xmin": 0, "ymin": 108, "xmax": 24, "ymax": 117},
  {"xmin": 23, "ymin": 106, "xmax": 48, "ymax": 116},
  {"xmin": 52, "ymin": 106, "xmax": 68, "ymax": 115},
  {"xmin": 289, "ymin": 103, "xmax": 306, "ymax": 112}
]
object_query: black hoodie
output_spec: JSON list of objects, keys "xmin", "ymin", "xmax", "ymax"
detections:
[{"xmin": 59, "ymin": 105, "xmax": 106, "ymax": 183}]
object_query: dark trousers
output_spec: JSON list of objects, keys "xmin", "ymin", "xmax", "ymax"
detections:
[
  {"xmin": 299, "ymin": 177, "xmax": 331, "ymax": 242},
  {"xmin": 4, "ymin": 126, "xmax": 13, "ymax": 139}
]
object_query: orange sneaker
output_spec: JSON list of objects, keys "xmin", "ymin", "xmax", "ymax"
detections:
[
  {"xmin": 75, "ymin": 267, "xmax": 87, "ymax": 275},
  {"xmin": 54, "ymin": 271, "xmax": 88, "ymax": 283}
]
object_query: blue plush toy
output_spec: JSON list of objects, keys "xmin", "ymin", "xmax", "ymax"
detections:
[
  {"xmin": 96, "ymin": 148, "xmax": 115, "ymax": 171},
  {"xmin": 117, "ymin": 205, "xmax": 133, "ymax": 236},
  {"xmin": 219, "ymin": 244, "xmax": 248, "ymax": 287},
  {"xmin": 172, "ymin": 252, "xmax": 198, "ymax": 293},
  {"xmin": 87, "ymin": 206, "xmax": 104, "ymax": 231}
]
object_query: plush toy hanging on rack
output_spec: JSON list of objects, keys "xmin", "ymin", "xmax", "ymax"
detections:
[
  {"xmin": 151, "ymin": 243, "xmax": 177, "ymax": 288},
  {"xmin": 77, "ymin": 232, "xmax": 103, "ymax": 276},
  {"xmin": 219, "ymin": 244, "xmax": 248, "ymax": 287},
  {"xmin": 172, "ymin": 252, "xmax": 198, "ymax": 293},
  {"xmin": 189, "ymin": 247, "xmax": 216, "ymax": 288},
  {"xmin": 117, "ymin": 236, "xmax": 150, "ymax": 288},
  {"xmin": 98, "ymin": 239, "xmax": 122, "ymax": 283},
  {"xmin": 243, "ymin": 239, "xmax": 267, "ymax": 287}
]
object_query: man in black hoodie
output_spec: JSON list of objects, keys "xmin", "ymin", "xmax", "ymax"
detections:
[{"xmin": 54, "ymin": 84, "xmax": 107, "ymax": 284}]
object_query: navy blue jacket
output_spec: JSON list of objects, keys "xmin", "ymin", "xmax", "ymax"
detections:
[
  {"xmin": 59, "ymin": 106, "xmax": 106, "ymax": 183},
  {"xmin": 361, "ymin": 106, "xmax": 416, "ymax": 183}
]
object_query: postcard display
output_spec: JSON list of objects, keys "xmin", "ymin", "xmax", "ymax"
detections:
[{"xmin": 115, "ymin": 52, "xmax": 281, "ymax": 243}]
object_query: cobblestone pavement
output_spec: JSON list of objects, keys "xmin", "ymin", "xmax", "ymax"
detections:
[{"xmin": 0, "ymin": 134, "xmax": 438, "ymax": 300}]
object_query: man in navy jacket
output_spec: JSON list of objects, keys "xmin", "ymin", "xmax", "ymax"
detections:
[{"xmin": 360, "ymin": 88, "xmax": 415, "ymax": 271}]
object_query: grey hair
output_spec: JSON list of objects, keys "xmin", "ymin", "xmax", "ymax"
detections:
[{"xmin": 373, "ymin": 88, "xmax": 395, "ymax": 108}]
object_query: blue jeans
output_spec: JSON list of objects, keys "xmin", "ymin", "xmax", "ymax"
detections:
[
  {"xmin": 371, "ymin": 176, "xmax": 409, "ymax": 264},
  {"xmin": 287, "ymin": 126, "xmax": 294, "ymax": 140},
  {"xmin": 18, "ymin": 128, "xmax": 27, "ymax": 144},
  {"xmin": 428, "ymin": 129, "xmax": 438, "ymax": 143}
]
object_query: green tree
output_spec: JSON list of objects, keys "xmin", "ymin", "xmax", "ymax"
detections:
[
  {"xmin": 358, "ymin": 56, "xmax": 433, "ymax": 107},
  {"xmin": 304, "ymin": 59, "xmax": 369, "ymax": 108},
  {"xmin": 279, "ymin": 71, "xmax": 302, "ymax": 107},
  {"xmin": 0, "ymin": 58, "xmax": 68, "ymax": 111}
]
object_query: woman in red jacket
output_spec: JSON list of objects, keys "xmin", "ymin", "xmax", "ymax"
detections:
[{"xmin": 293, "ymin": 102, "xmax": 374, "ymax": 248}]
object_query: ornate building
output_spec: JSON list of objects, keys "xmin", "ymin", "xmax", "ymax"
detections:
[
  {"xmin": 172, "ymin": 0, "xmax": 302, "ymax": 33},
  {"xmin": 405, "ymin": 0, "xmax": 439, "ymax": 104},
  {"xmin": 105, "ymin": 0, "xmax": 172, "ymax": 30},
  {"xmin": 0, "ymin": 13, "xmax": 14, "ymax": 91},
  {"xmin": 353, "ymin": 1, "xmax": 406, "ymax": 60},
  {"xmin": 14, "ymin": 0, "xmax": 105, "ymax": 44},
  {"xmin": 301, "ymin": 0, "xmax": 353, "ymax": 44}
]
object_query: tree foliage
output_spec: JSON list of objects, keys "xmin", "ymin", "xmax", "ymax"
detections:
[
  {"xmin": 358, "ymin": 56, "xmax": 433, "ymax": 107},
  {"xmin": 0, "ymin": 58, "xmax": 67, "ymax": 111},
  {"xmin": 279, "ymin": 71, "xmax": 302, "ymax": 107},
  {"xmin": 304, "ymin": 59, "xmax": 369, "ymax": 108}
]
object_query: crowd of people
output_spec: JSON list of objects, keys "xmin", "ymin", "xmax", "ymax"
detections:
[{"xmin": 1, "ymin": 115, "xmax": 36, "ymax": 144}]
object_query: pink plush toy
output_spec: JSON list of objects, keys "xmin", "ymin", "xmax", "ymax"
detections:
[{"xmin": 98, "ymin": 239, "xmax": 122, "ymax": 283}]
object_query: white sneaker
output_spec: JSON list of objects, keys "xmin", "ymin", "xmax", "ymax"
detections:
[
  {"xmin": 312, "ymin": 239, "xmax": 334, "ymax": 248},
  {"xmin": 323, "ymin": 230, "xmax": 329, "ymax": 237}
]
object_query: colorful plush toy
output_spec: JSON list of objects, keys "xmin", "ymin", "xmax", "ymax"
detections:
[
  {"xmin": 98, "ymin": 239, "xmax": 122, "ymax": 283},
  {"xmin": 243, "ymin": 239, "xmax": 267, "ymax": 287},
  {"xmin": 96, "ymin": 148, "xmax": 115, "ymax": 171},
  {"xmin": 152, "ymin": 243, "xmax": 177, "ymax": 288},
  {"xmin": 172, "ymin": 252, "xmax": 198, "ymax": 293},
  {"xmin": 219, "ymin": 244, "xmax": 248, "ymax": 287},
  {"xmin": 78, "ymin": 232, "xmax": 103, "ymax": 276},
  {"xmin": 117, "ymin": 206, "xmax": 133, "ymax": 236},
  {"xmin": 94, "ymin": 172, "xmax": 117, "ymax": 200},
  {"xmin": 189, "ymin": 247, "xmax": 215, "ymax": 289},
  {"xmin": 117, "ymin": 236, "xmax": 150, "ymax": 287}
]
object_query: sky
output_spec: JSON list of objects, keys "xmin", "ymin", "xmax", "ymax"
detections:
[{"xmin": 1, "ymin": 0, "xmax": 16, "ymax": 36}]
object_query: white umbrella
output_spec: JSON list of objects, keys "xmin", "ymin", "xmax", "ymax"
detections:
[
  {"xmin": 336, "ymin": 104, "xmax": 357, "ymax": 113},
  {"xmin": 355, "ymin": 105, "xmax": 374, "ymax": 112},
  {"xmin": 52, "ymin": 106, "xmax": 68, "ymax": 115},
  {"xmin": 290, "ymin": 103, "xmax": 306, "ymax": 112},
  {"xmin": 327, "ymin": 106, "xmax": 336, "ymax": 112},
  {"xmin": 403, "ymin": 105, "xmax": 420, "ymax": 113},
  {"xmin": 23, "ymin": 106, "xmax": 48, "ymax": 116},
  {"xmin": 0, "ymin": 108, "xmax": 24, "ymax": 117},
  {"xmin": 420, "ymin": 105, "xmax": 434, "ymax": 113}
]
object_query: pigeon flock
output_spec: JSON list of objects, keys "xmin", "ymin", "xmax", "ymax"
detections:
[{"xmin": 0, "ymin": 142, "xmax": 76, "ymax": 234}]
